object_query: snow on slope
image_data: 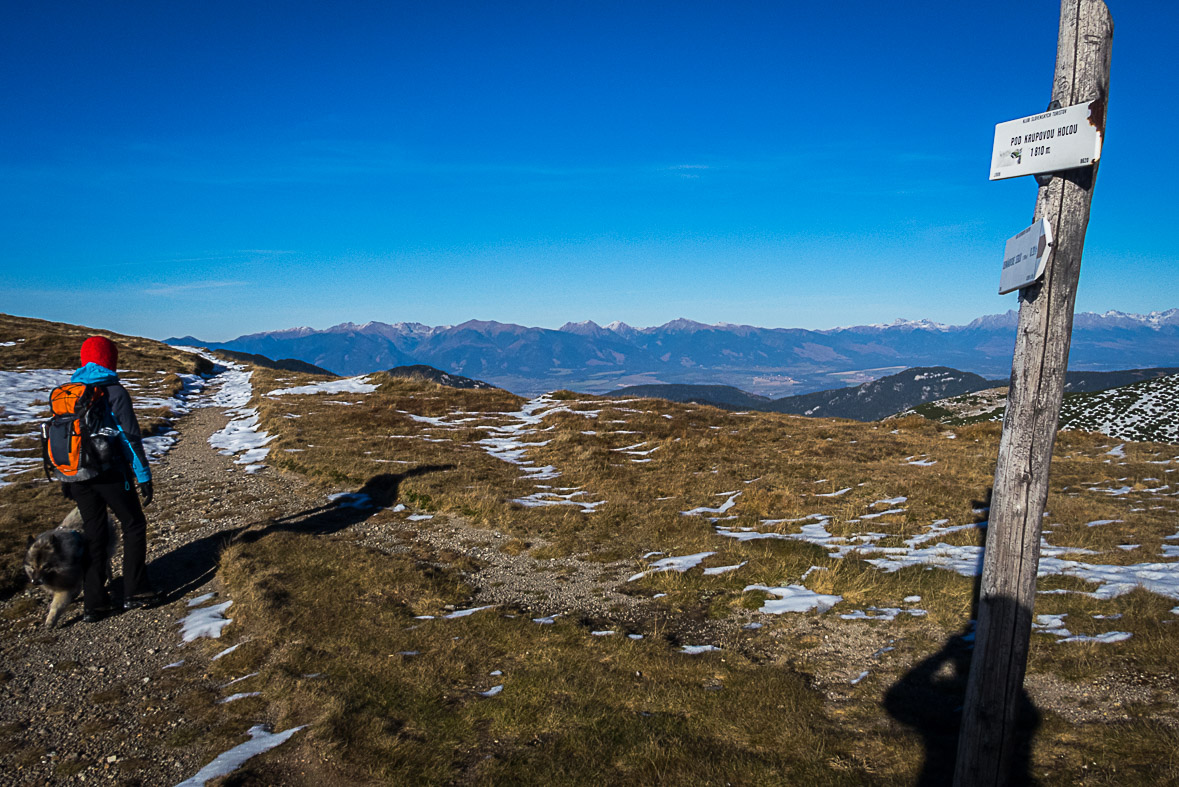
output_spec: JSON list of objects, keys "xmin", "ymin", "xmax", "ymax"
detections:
[
  {"xmin": 1058, "ymin": 373, "xmax": 1179, "ymax": 444},
  {"xmin": 908, "ymin": 374, "xmax": 1179, "ymax": 444}
]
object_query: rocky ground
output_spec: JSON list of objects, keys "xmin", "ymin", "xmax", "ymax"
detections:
[{"xmin": 0, "ymin": 391, "xmax": 316, "ymax": 786}]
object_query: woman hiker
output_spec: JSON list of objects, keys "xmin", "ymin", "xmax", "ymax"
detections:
[{"xmin": 68, "ymin": 336, "xmax": 160, "ymax": 621}]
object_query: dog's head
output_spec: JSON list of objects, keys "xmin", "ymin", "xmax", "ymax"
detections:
[{"xmin": 24, "ymin": 531, "xmax": 74, "ymax": 588}]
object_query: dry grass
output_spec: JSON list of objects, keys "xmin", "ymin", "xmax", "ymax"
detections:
[
  {"xmin": 0, "ymin": 313, "xmax": 213, "ymax": 375},
  {"xmin": 216, "ymin": 531, "xmax": 864, "ymax": 785},
  {"xmin": 5, "ymin": 320, "xmax": 1178, "ymax": 783},
  {"xmin": 223, "ymin": 368, "xmax": 1179, "ymax": 783}
]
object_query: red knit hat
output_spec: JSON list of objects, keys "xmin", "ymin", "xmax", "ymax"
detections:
[{"xmin": 80, "ymin": 336, "xmax": 118, "ymax": 370}]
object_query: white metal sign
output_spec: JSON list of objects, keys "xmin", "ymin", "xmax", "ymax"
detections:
[
  {"xmin": 990, "ymin": 101, "xmax": 1102, "ymax": 180},
  {"xmin": 999, "ymin": 218, "xmax": 1053, "ymax": 294}
]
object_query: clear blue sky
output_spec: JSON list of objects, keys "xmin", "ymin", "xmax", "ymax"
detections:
[{"xmin": 2, "ymin": 1, "xmax": 1175, "ymax": 341}]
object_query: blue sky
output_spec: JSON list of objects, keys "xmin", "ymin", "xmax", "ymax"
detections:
[{"xmin": 2, "ymin": 1, "xmax": 1175, "ymax": 341}]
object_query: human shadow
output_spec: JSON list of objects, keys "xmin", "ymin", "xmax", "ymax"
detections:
[
  {"xmin": 146, "ymin": 465, "xmax": 455, "ymax": 601},
  {"xmin": 883, "ymin": 490, "xmax": 1041, "ymax": 786}
]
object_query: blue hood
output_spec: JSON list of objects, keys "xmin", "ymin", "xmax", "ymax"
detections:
[{"xmin": 71, "ymin": 363, "xmax": 119, "ymax": 385}]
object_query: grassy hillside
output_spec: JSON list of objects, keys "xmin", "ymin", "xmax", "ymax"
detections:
[
  {"xmin": 3, "ymin": 317, "xmax": 1177, "ymax": 783},
  {"xmin": 207, "ymin": 366, "xmax": 1178, "ymax": 783}
]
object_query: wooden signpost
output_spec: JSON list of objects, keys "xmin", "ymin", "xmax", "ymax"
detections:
[{"xmin": 954, "ymin": 1, "xmax": 1112, "ymax": 785}]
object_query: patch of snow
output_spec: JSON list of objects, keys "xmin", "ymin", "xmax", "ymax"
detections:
[
  {"xmin": 680, "ymin": 645, "xmax": 720, "ymax": 654},
  {"xmin": 179, "ymin": 601, "xmax": 233, "ymax": 642},
  {"xmin": 840, "ymin": 607, "xmax": 902, "ymax": 621},
  {"xmin": 860, "ymin": 507, "xmax": 906, "ymax": 520},
  {"xmin": 218, "ymin": 692, "xmax": 261, "ymax": 704},
  {"xmin": 443, "ymin": 605, "xmax": 497, "ymax": 619},
  {"xmin": 174, "ymin": 724, "xmax": 306, "ymax": 787},
  {"xmin": 628, "ymin": 552, "xmax": 716, "ymax": 582},
  {"xmin": 744, "ymin": 584, "xmax": 842, "ymax": 614},
  {"xmin": 0, "ymin": 369, "xmax": 70, "ymax": 425},
  {"xmin": 512, "ymin": 488, "xmax": 605, "ymax": 513},
  {"xmin": 1058, "ymin": 631, "xmax": 1132, "ymax": 644},
  {"xmin": 681, "ymin": 492, "xmax": 740, "ymax": 517},
  {"xmin": 266, "ymin": 376, "xmax": 379, "ymax": 397},
  {"xmin": 702, "ymin": 562, "xmax": 747, "ymax": 576},
  {"xmin": 211, "ymin": 642, "xmax": 243, "ymax": 661},
  {"xmin": 328, "ymin": 492, "xmax": 374, "ymax": 510}
]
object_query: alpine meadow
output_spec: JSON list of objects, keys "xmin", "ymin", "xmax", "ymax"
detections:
[{"xmin": 1, "ymin": 313, "xmax": 1177, "ymax": 784}]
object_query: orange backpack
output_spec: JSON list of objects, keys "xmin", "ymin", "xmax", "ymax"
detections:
[{"xmin": 40, "ymin": 383, "xmax": 114, "ymax": 482}]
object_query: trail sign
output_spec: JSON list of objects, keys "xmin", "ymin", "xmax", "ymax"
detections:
[
  {"xmin": 999, "ymin": 218, "xmax": 1053, "ymax": 294},
  {"xmin": 959, "ymin": 1, "xmax": 1112, "ymax": 784},
  {"xmin": 989, "ymin": 100, "xmax": 1103, "ymax": 180}
]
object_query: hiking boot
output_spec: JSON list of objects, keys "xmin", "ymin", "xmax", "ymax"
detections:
[
  {"xmin": 124, "ymin": 590, "xmax": 162, "ymax": 609},
  {"xmin": 83, "ymin": 606, "xmax": 114, "ymax": 623}
]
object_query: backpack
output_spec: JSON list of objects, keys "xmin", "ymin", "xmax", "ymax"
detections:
[{"xmin": 40, "ymin": 383, "xmax": 116, "ymax": 482}]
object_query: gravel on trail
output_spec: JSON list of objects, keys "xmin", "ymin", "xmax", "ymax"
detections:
[{"xmin": 0, "ymin": 372, "xmax": 324, "ymax": 787}]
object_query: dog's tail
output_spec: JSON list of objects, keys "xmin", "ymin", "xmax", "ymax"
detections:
[{"xmin": 61, "ymin": 507, "xmax": 83, "ymax": 530}]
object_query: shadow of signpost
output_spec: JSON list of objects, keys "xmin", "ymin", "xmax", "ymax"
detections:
[
  {"xmin": 148, "ymin": 465, "xmax": 455, "ymax": 600},
  {"xmin": 883, "ymin": 491, "xmax": 1041, "ymax": 786}
]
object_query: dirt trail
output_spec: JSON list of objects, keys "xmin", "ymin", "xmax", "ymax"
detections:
[{"xmin": 0, "ymin": 375, "xmax": 324, "ymax": 786}]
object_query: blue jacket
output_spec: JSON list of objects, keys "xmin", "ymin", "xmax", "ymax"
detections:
[{"xmin": 70, "ymin": 363, "xmax": 153, "ymax": 484}]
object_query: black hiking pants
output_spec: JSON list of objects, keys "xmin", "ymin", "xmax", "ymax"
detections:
[{"xmin": 70, "ymin": 469, "xmax": 151, "ymax": 609}]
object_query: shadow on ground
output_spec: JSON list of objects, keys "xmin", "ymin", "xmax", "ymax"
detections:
[
  {"xmin": 883, "ymin": 490, "xmax": 1041, "ymax": 786},
  {"xmin": 148, "ymin": 465, "xmax": 455, "ymax": 601}
]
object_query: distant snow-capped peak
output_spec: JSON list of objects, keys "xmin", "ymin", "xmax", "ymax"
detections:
[{"xmin": 832, "ymin": 318, "xmax": 950, "ymax": 332}]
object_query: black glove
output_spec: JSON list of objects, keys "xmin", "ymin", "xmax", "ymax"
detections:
[
  {"xmin": 139, "ymin": 480, "xmax": 154, "ymax": 507},
  {"xmin": 62, "ymin": 483, "xmax": 74, "ymax": 500}
]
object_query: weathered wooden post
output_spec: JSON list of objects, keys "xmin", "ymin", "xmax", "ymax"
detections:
[{"xmin": 954, "ymin": 1, "xmax": 1112, "ymax": 785}]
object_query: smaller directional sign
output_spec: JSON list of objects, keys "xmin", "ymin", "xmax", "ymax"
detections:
[
  {"xmin": 999, "ymin": 218, "xmax": 1052, "ymax": 294},
  {"xmin": 990, "ymin": 101, "xmax": 1103, "ymax": 180}
]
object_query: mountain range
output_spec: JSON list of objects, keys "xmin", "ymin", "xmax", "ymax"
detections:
[{"xmin": 168, "ymin": 309, "xmax": 1179, "ymax": 397}]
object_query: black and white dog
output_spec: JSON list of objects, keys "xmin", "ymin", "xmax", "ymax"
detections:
[{"xmin": 24, "ymin": 508, "xmax": 115, "ymax": 628}]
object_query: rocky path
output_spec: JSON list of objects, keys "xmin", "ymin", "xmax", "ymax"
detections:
[{"xmin": 0, "ymin": 374, "xmax": 326, "ymax": 786}]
